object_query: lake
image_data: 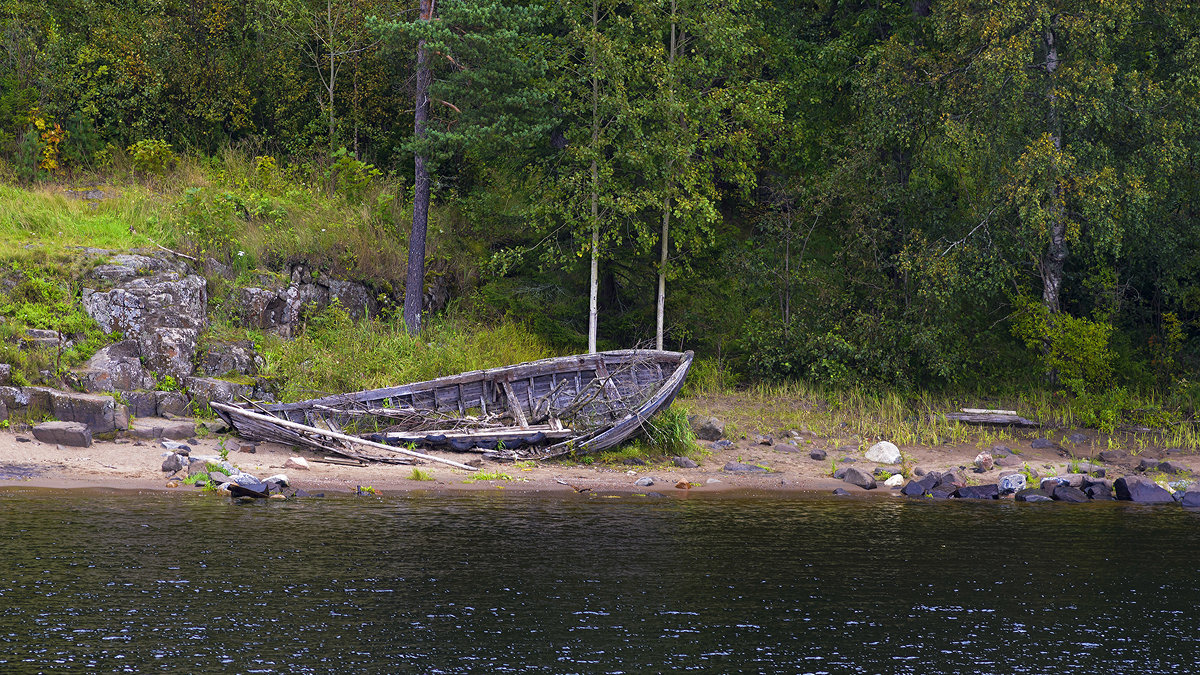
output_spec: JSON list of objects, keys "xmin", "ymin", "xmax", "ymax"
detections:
[{"xmin": 2, "ymin": 488, "xmax": 1198, "ymax": 673}]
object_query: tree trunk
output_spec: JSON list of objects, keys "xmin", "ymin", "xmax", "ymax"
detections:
[
  {"xmin": 587, "ymin": 0, "xmax": 600, "ymax": 354},
  {"xmin": 405, "ymin": 0, "xmax": 436, "ymax": 335},
  {"xmin": 1041, "ymin": 15, "xmax": 1066, "ymax": 316},
  {"xmin": 655, "ymin": 4, "xmax": 676, "ymax": 352}
]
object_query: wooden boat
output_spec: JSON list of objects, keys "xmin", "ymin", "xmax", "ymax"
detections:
[{"xmin": 212, "ymin": 349, "xmax": 693, "ymax": 464}]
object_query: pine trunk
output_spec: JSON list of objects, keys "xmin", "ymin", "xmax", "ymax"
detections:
[{"xmin": 405, "ymin": 0, "xmax": 436, "ymax": 335}]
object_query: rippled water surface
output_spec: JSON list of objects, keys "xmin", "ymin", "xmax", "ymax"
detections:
[{"xmin": 2, "ymin": 489, "xmax": 1199, "ymax": 673}]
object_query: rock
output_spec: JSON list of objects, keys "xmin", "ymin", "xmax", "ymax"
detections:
[
  {"xmin": 841, "ymin": 456, "xmax": 857, "ymax": 463},
  {"xmin": 186, "ymin": 377, "xmax": 253, "ymax": 408},
  {"xmin": 32, "ymin": 421, "xmax": 92, "ymax": 447},
  {"xmin": 672, "ymin": 456, "xmax": 698, "ymax": 468},
  {"xmin": 199, "ymin": 340, "xmax": 262, "ymax": 378},
  {"xmin": 688, "ymin": 415, "xmax": 725, "ymax": 441},
  {"xmin": 82, "ymin": 271, "xmax": 207, "ymax": 381},
  {"xmin": 709, "ymin": 439, "xmax": 734, "ymax": 450},
  {"xmin": 774, "ymin": 443, "xmax": 801, "ymax": 454},
  {"xmin": 929, "ymin": 487, "xmax": 956, "ymax": 499},
  {"xmin": 0, "ymin": 399, "xmax": 6, "ymax": 422},
  {"xmin": 884, "ymin": 474, "xmax": 904, "ymax": 487},
  {"xmin": 154, "ymin": 391, "xmax": 191, "ymax": 417},
  {"xmin": 674, "ymin": 480, "xmax": 691, "ymax": 489},
  {"xmin": 1016, "ymin": 488, "xmax": 1053, "ymax": 503},
  {"xmin": 998, "ymin": 473, "xmax": 1027, "ymax": 495},
  {"xmin": 1068, "ymin": 432, "xmax": 1090, "ymax": 444},
  {"xmin": 955, "ymin": 484, "xmax": 999, "ymax": 500},
  {"xmin": 121, "ymin": 391, "xmax": 157, "ymax": 418},
  {"xmin": 832, "ymin": 467, "xmax": 848, "ymax": 480},
  {"xmin": 938, "ymin": 470, "xmax": 966, "ymax": 488},
  {"xmin": 1041, "ymin": 477, "xmax": 1068, "ymax": 491},
  {"xmin": 913, "ymin": 467, "xmax": 926, "ymax": 476},
  {"xmin": 634, "ymin": 477, "xmax": 654, "ymax": 487},
  {"xmin": 832, "ymin": 488, "xmax": 850, "ymax": 496},
  {"xmin": 128, "ymin": 419, "xmax": 196, "ymax": 440},
  {"xmin": 78, "ymin": 340, "xmax": 155, "ymax": 392},
  {"xmin": 1097, "ymin": 450, "xmax": 1126, "ymax": 463},
  {"xmin": 753, "ymin": 434, "xmax": 773, "ymax": 446},
  {"xmin": 1052, "ymin": 485, "xmax": 1089, "ymax": 503},
  {"xmin": 901, "ymin": 474, "xmax": 938, "ymax": 497},
  {"xmin": 229, "ymin": 472, "xmax": 268, "ymax": 494},
  {"xmin": 991, "ymin": 445, "xmax": 1013, "ymax": 457},
  {"xmin": 1085, "ymin": 484, "xmax": 1114, "ymax": 500},
  {"xmin": 1181, "ymin": 489, "xmax": 1200, "ymax": 508},
  {"xmin": 284, "ymin": 456, "xmax": 311, "ymax": 471},
  {"xmin": 1031, "ymin": 438, "xmax": 1054, "ymax": 449},
  {"xmin": 47, "ymin": 390, "xmax": 128, "ymax": 433},
  {"xmin": 186, "ymin": 457, "xmax": 209, "ymax": 475},
  {"xmin": 974, "ymin": 452, "xmax": 994, "ymax": 472},
  {"xmin": 161, "ymin": 453, "xmax": 186, "ymax": 473},
  {"xmin": 1073, "ymin": 462, "xmax": 1103, "ymax": 474},
  {"xmin": 723, "ymin": 461, "xmax": 769, "ymax": 473},
  {"xmin": 1113, "ymin": 476, "xmax": 1175, "ymax": 503},
  {"xmin": 623, "ymin": 457, "xmax": 647, "ymax": 466},
  {"xmin": 809, "ymin": 448, "xmax": 827, "ymax": 461},
  {"xmin": 995, "ymin": 454, "xmax": 1022, "ymax": 467},
  {"xmin": 1136, "ymin": 457, "xmax": 1158, "ymax": 472},
  {"xmin": 841, "ymin": 467, "xmax": 876, "ymax": 490},
  {"xmin": 0, "ymin": 363, "xmax": 9, "ymax": 385},
  {"xmin": 705, "ymin": 478, "xmax": 721, "ymax": 484},
  {"xmin": 1156, "ymin": 461, "xmax": 1188, "ymax": 475},
  {"xmin": 237, "ymin": 442, "xmax": 257, "ymax": 454},
  {"xmin": 161, "ymin": 439, "xmax": 191, "ymax": 452},
  {"xmin": 865, "ymin": 441, "xmax": 901, "ymax": 465}
]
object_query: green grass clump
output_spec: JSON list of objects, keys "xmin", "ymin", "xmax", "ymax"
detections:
[
  {"xmin": 408, "ymin": 468, "xmax": 434, "ymax": 481},
  {"xmin": 261, "ymin": 303, "xmax": 556, "ymax": 402},
  {"xmin": 464, "ymin": 470, "xmax": 514, "ymax": 483}
]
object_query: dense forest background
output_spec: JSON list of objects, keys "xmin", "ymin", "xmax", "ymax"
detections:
[{"xmin": 2, "ymin": 0, "xmax": 1198, "ymax": 407}]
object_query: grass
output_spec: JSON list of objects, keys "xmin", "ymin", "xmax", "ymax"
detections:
[
  {"xmin": 408, "ymin": 468, "xmax": 434, "ymax": 481},
  {"xmin": 464, "ymin": 470, "xmax": 515, "ymax": 483}
]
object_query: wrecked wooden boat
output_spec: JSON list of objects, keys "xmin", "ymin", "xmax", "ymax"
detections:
[{"xmin": 212, "ymin": 349, "xmax": 694, "ymax": 464}]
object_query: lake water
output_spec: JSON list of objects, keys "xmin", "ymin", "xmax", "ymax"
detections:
[{"xmin": 1, "ymin": 488, "xmax": 1198, "ymax": 673}]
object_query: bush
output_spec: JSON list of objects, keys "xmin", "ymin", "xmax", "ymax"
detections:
[
  {"xmin": 1011, "ymin": 296, "xmax": 1114, "ymax": 393},
  {"xmin": 127, "ymin": 139, "xmax": 175, "ymax": 176}
]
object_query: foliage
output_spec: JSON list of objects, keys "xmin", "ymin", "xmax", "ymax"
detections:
[
  {"xmin": 640, "ymin": 405, "xmax": 699, "ymax": 457},
  {"xmin": 127, "ymin": 140, "xmax": 175, "ymax": 177},
  {"xmin": 408, "ymin": 468, "xmax": 434, "ymax": 481}
]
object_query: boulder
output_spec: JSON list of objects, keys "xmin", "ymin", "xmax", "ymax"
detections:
[
  {"xmin": 995, "ymin": 454, "xmax": 1022, "ymax": 468},
  {"xmin": 1016, "ymin": 488, "xmax": 1053, "ymax": 503},
  {"xmin": 1181, "ymin": 489, "xmax": 1200, "ymax": 508},
  {"xmin": 1052, "ymin": 485, "xmax": 1089, "ymax": 503},
  {"xmin": 754, "ymin": 435, "xmax": 773, "ymax": 446},
  {"xmin": 186, "ymin": 377, "xmax": 253, "ymax": 408},
  {"xmin": 774, "ymin": 443, "xmax": 801, "ymax": 453},
  {"xmin": 1113, "ymin": 476, "xmax": 1175, "ymax": 503},
  {"xmin": 809, "ymin": 448, "xmax": 827, "ymax": 461},
  {"xmin": 1073, "ymin": 462, "xmax": 1104, "ymax": 475},
  {"xmin": 865, "ymin": 441, "xmax": 902, "ymax": 465},
  {"xmin": 955, "ymin": 484, "xmax": 999, "ymax": 500},
  {"xmin": 128, "ymin": 419, "xmax": 196, "ymax": 440},
  {"xmin": 1041, "ymin": 477, "xmax": 1068, "ymax": 492},
  {"xmin": 1031, "ymin": 438, "xmax": 1055, "ymax": 449},
  {"xmin": 82, "ymin": 271, "xmax": 207, "ymax": 381},
  {"xmin": 0, "ymin": 399, "xmax": 7, "ymax": 422},
  {"xmin": 199, "ymin": 340, "xmax": 261, "ymax": 378},
  {"xmin": 884, "ymin": 474, "xmax": 904, "ymax": 487},
  {"xmin": 998, "ymin": 473, "xmax": 1027, "ymax": 495},
  {"xmin": 929, "ymin": 487, "xmax": 956, "ymax": 499},
  {"xmin": 155, "ymin": 391, "xmax": 192, "ymax": 417},
  {"xmin": 832, "ymin": 488, "xmax": 850, "ymax": 496},
  {"xmin": 841, "ymin": 467, "xmax": 876, "ymax": 490},
  {"xmin": 161, "ymin": 453, "xmax": 186, "ymax": 473},
  {"xmin": 32, "ymin": 421, "xmax": 92, "ymax": 447},
  {"xmin": 123, "ymin": 391, "xmax": 158, "ymax": 418},
  {"xmin": 1137, "ymin": 457, "xmax": 1158, "ymax": 472},
  {"xmin": 901, "ymin": 473, "xmax": 940, "ymax": 497},
  {"xmin": 974, "ymin": 452, "xmax": 994, "ymax": 472},
  {"xmin": 78, "ymin": 340, "xmax": 155, "ymax": 392},
  {"xmin": 1085, "ymin": 484, "xmax": 1114, "ymax": 500},
  {"xmin": 1097, "ymin": 450, "xmax": 1126, "ymax": 463},
  {"xmin": 723, "ymin": 461, "xmax": 769, "ymax": 473},
  {"xmin": 1067, "ymin": 432, "xmax": 1090, "ymax": 444},
  {"xmin": 49, "ymin": 390, "xmax": 128, "ymax": 433},
  {"xmin": 0, "ymin": 363, "xmax": 10, "ymax": 385},
  {"xmin": 284, "ymin": 456, "xmax": 311, "ymax": 471},
  {"xmin": 832, "ymin": 467, "xmax": 848, "ymax": 480},
  {"xmin": 689, "ymin": 415, "xmax": 725, "ymax": 441},
  {"xmin": 672, "ymin": 456, "xmax": 698, "ymax": 469},
  {"xmin": 634, "ymin": 477, "xmax": 654, "ymax": 487},
  {"xmin": 1156, "ymin": 461, "xmax": 1188, "ymax": 475}
]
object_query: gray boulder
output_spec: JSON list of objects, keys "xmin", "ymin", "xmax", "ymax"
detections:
[
  {"xmin": 842, "ymin": 467, "xmax": 877, "ymax": 490},
  {"xmin": 809, "ymin": 448, "xmax": 827, "ymax": 461},
  {"xmin": 161, "ymin": 453, "xmax": 186, "ymax": 473},
  {"xmin": 49, "ymin": 390, "xmax": 128, "ymax": 433},
  {"xmin": 0, "ymin": 363, "xmax": 10, "ymax": 385},
  {"xmin": 865, "ymin": 441, "xmax": 901, "ymax": 465},
  {"xmin": 200, "ymin": 341, "xmax": 261, "ymax": 377},
  {"xmin": 186, "ymin": 377, "xmax": 253, "ymax": 408},
  {"xmin": 998, "ymin": 473, "xmax": 1027, "ymax": 495},
  {"xmin": 155, "ymin": 391, "xmax": 192, "ymax": 417},
  {"xmin": 1113, "ymin": 476, "xmax": 1175, "ymax": 503},
  {"xmin": 724, "ymin": 461, "xmax": 769, "ymax": 473},
  {"xmin": 672, "ymin": 456, "xmax": 699, "ymax": 469},
  {"xmin": 32, "ymin": 421, "xmax": 92, "ymax": 447},
  {"xmin": 689, "ymin": 415, "xmax": 725, "ymax": 441},
  {"xmin": 1181, "ymin": 489, "xmax": 1200, "ymax": 508},
  {"xmin": 78, "ymin": 340, "xmax": 155, "ymax": 392},
  {"xmin": 634, "ymin": 477, "xmax": 654, "ymax": 487}
]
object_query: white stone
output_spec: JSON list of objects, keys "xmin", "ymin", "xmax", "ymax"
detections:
[
  {"xmin": 865, "ymin": 441, "xmax": 902, "ymax": 465},
  {"xmin": 884, "ymin": 474, "xmax": 904, "ymax": 487},
  {"xmin": 284, "ymin": 456, "xmax": 311, "ymax": 471}
]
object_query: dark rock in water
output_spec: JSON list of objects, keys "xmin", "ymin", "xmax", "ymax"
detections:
[
  {"xmin": 809, "ymin": 448, "xmax": 827, "ymax": 461},
  {"xmin": 228, "ymin": 483, "xmax": 268, "ymax": 499},
  {"xmin": 832, "ymin": 488, "xmax": 850, "ymax": 496},
  {"xmin": 709, "ymin": 439, "xmax": 734, "ymax": 450},
  {"xmin": 623, "ymin": 457, "xmax": 647, "ymax": 466},
  {"xmin": 1068, "ymin": 432, "xmax": 1090, "ymax": 444},
  {"xmin": 901, "ymin": 480, "xmax": 929, "ymax": 498},
  {"xmin": 1114, "ymin": 476, "xmax": 1174, "ymax": 503},
  {"xmin": 1098, "ymin": 450, "xmax": 1125, "ymax": 463},
  {"xmin": 1031, "ymin": 438, "xmax": 1054, "ymax": 449},
  {"xmin": 938, "ymin": 470, "xmax": 966, "ymax": 488},
  {"xmin": 724, "ymin": 461, "xmax": 769, "ymax": 473},
  {"xmin": 1052, "ymin": 485, "xmax": 1089, "ymax": 503},
  {"xmin": 929, "ymin": 487, "xmax": 956, "ymax": 499},
  {"xmin": 955, "ymin": 484, "xmax": 999, "ymax": 500},
  {"xmin": 1181, "ymin": 490, "xmax": 1200, "ymax": 508},
  {"xmin": 833, "ymin": 467, "xmax": 849, "ymax": 480},
  {"xmin": 294, "ymin": 489, "xmax": 312, "ymax": 498},
  {"xmin": 229, "ymin": 473, "xmax": 268, "ymax": 494},
  {"xmin": 902, "ymin": 473, "xmax": 940, "ymax": 497},
  {"xmin": 1157, "ymin": 461, "xmax": 1188, "ymax": 475},
  {"xmin": 672, "ymin": 456, "xmax": 699, "ymax": 469},
  {"xmin": 841, "ymin": 467, "xmax": 877, "ymax": 490},
  {"xmin": 1016, "ymin": 488, "xmax": 1053, "ymax": 503},
  {"xmin": 774, "ymin": 443, "xmax": 801, "ymax": 454},
  {"xmin": 1085, "ymin": 484, "xmax": 1114, "ymax": 500}
]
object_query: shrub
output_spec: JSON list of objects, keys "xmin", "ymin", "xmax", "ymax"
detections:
[{"xmin": 127, "ymin": 139, "xmax": 175, "ymax": 176}]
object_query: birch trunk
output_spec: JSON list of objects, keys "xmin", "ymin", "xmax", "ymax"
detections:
[{"xmin": 587, "ymin": 0, "xmax": 600, "ymax": 354}]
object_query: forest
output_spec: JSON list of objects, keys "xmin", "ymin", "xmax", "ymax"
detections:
[{"xmin": 2, "ymin": 0, "xmax": 1199, "ymax": 414}]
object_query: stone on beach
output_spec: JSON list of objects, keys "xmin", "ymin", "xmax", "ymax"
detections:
[
  {"xmin": 284, "ymin": 456, "xmax": 311, "ymax": 471},
  {"xmin": 841, "ymin": 466, "xmax": 876, "ymax": 490},
  {"xmin": 32, "ymin": 421, "xmax": 92, "ymax": 447},
  {"xmin": 865, "ymin": 441, "xmax": 901, "ymax": 465},
  {"xmin": 973, "ymin": 452, "xmax": 994, "ymax": 472},
  {"xmin": 688, "ymin": 415, "xmax": 725, "ymax": 441},
  {"xmin": 1114, "ymin": 476, "xmax": 1174, "ymax": 503}
]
